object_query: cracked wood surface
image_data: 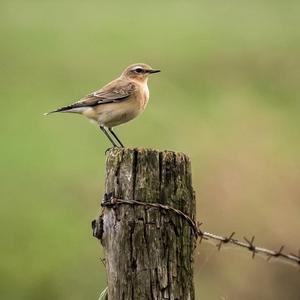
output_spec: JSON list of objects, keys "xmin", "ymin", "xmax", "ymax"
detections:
[{"xmin": 94, "ymin": 148, "xmax": 196, "ymax": 300}]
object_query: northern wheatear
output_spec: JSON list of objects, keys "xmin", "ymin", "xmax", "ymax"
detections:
[{"xmin": 44, "ymin": 63, "xmax": 160, "ymax": 148}]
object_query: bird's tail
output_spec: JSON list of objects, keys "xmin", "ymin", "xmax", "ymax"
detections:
[
  {"xmin": 43, "ymin": 104, "xmax": 78, "ymax": 116},
  {"xmin": 43, "ymin": 110, "xmax": 57, "ymax": 116}
]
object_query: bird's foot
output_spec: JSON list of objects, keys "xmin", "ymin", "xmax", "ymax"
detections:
[
  {"xmin": 105, "ymin": 147, "xmax": 113, "ymax": 155},
  {"xmin": 105, "ymin": 146, "xmax": 121, "ymax": 155}
]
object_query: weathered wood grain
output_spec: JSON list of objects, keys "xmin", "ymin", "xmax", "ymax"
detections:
[{"xmin": 93, "ymin": 148, "xmax": 196, "ymax": 300}]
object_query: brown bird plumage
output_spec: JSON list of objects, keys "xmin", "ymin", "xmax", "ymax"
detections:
[{"xmin": 44, "ymin": 63, "xmax": 160, "ymax": 148}]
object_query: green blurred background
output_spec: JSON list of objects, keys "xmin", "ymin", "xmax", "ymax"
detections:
[{"xmin": 1, "ymin": 0, "xmax": 299, "ymax": 299}]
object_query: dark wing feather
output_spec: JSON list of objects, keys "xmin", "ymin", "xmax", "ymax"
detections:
[
  {"xmin": 49, "ymin": 80, "xmax": 136, "ymax": 113},
  {"xmin": 80, "ymin": 80, "xmax": 136, "ymax": 106}
]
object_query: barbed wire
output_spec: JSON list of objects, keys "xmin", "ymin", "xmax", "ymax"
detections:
[{"xmin": 101, "ymin": 193, "xmax": 300, "ymax": 268}]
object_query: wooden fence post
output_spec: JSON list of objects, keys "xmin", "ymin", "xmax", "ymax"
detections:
[{"xmin": 92, "ymin": 148, "xmax": 196, "ymax": 300}]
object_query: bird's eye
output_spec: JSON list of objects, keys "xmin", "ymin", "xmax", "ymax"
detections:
[{"xmin": 135, "ymin": 68, "xmax": 143, "ymax": 73}]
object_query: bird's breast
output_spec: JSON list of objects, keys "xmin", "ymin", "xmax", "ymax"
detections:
[
  {"xmin": 140, "ymin": 83, "xmax": 149, "ymax": 110},
  {"xmin": 143, "ymin": 84, "xmax": 149, "ymax": 101}
]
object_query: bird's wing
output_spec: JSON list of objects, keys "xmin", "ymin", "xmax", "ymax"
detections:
[
  {"xmin": 79, "ymin": 80, "xmax": 137, "ymax": 106},
  {"xmin": 47, "ymin": 80, "xmax": 136, "ymax": 114}
]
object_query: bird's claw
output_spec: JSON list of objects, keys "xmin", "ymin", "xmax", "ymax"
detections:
[
  {"xmin": 105, "ymin": 146, "xmax": 121, "ymax": 155},
  {"xmin": 105, "ymin": 147, "xmax": 113, "ymax": 155}
]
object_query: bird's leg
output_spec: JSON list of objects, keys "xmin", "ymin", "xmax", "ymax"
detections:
[
  {"xmin": 99, "ymin": 125, "xmax": 118, "ymax": 148},
  {"xmin": 108, "ymin": 128, "xmax": 124, "ymax": 148}
]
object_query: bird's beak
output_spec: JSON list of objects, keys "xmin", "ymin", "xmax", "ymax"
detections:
[{"xmin": 147, "ymin": 69, "xmax": 161, "ymax": 74}]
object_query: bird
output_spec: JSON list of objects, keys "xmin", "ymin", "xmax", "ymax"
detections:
[{"xmin": 44, "ymin": 63, "xmax": 160, "ymax": 149}]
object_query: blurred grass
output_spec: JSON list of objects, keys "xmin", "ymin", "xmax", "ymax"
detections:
[{"xmin": 0, "ymin": 0, "xmax": 299, "ymax": 299}]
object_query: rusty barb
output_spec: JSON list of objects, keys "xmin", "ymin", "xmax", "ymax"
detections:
[{"xmin": 100, "ymin": 193, "xmax": 300, "ymax": 269}]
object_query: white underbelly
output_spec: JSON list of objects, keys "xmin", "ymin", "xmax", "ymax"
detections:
[{"xmin": 98, "ymin": 106, "xmax": 141, "ymax": 128}]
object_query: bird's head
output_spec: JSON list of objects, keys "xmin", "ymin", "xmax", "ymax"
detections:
[{"xmin": 122, "ymin": 63, "xmax": 160, "ymax": 82}]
